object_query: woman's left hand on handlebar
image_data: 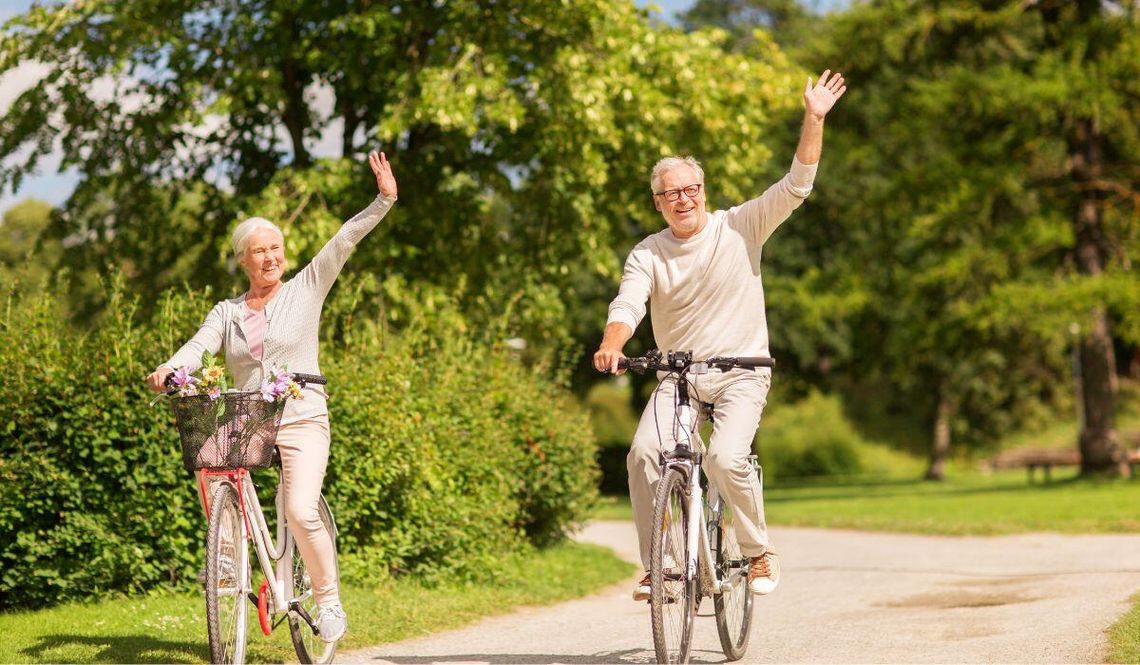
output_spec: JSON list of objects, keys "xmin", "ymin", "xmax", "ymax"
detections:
[
  {"xmin": 145, "ymin": 367, "xmax": 173, "ymax": 393},
  {"xmin": 370, "ymin": 151, "xmax": 398, "ymax": 199}
]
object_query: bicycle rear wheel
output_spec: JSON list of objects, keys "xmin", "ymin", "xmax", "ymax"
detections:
[
  {"xmin": 650, "ymin": 467, "xmax": 695, "ymax": 664},
  {"xmin": 713, "ymin": 502, "xmax": 754, "ymax": 661},
  {"xmin": 288, "ymin": 494, "xmax": 339, "ymax": 664},
  {"xmin": 205, "ymin": 481, "xmax": 249, "ymax": 664}
]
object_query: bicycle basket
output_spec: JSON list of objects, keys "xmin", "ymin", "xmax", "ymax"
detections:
[{"xmin": 169, "ymin": 392, "xmax": 285, "ymax": 471}]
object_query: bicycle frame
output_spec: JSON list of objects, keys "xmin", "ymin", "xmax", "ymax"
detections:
[
  {"xmin": 199, "ymin": 468, "xmax": 307, "ymax": 624},
  {"xmin": 666, "ymin": 376, "xmax": 736, "ymax": 597}
]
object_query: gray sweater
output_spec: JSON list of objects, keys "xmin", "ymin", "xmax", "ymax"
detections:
[{"xmin": 162, "ymin": 194, "xmax": 395, "ymax": 424}]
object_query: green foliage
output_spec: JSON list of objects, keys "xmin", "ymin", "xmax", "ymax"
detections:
[
  {"xmin": 0, "ymin": 279, "xmax": 202, "ymax": 610},
  {"xmin": 0, "ymin": 278, "xmax": 597, "ymax": 609},
  {"xmin": 0, "ymin": 1, "xmax": 805, "ymax": 364},
  {"xmin": 757, "ymin": 391, "xmax": 864, "ymax": 479},
  {"xmin": 584, "ymin": 378, "xmax": 641, "ymax": 493},
  {"xmin": 0, "ymin": 198, "xmax": 56, "ymax": 288}
]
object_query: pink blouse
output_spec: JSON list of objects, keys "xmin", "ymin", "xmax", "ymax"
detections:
[{"xmin": 241, "ymin": 300, "xmax": 267, "ymax": 362}]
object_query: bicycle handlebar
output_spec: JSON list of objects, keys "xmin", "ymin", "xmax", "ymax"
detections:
[
  {"xmin": 164, "ymin": 371, "xmax": 327, "ymax": 393},
  {"xmin": 616, "ymin": 350, "xmax": 774, "ymax": 374}
]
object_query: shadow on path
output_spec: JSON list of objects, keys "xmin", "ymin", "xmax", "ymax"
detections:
[{"xmin": 364, "ymin": 647, "xmax": 727, "ymax": 664}]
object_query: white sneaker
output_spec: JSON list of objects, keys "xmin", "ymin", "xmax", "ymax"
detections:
[
  {"xmin": 317, "ymin": 601, "xmax": 348, "ymax": 642},
  {"xmin": 748, "ymin": 549, "xmax": 781, "ymax": 595}
]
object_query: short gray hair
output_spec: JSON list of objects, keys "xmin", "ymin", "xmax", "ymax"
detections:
[
  {"xmin": 650, "ymin": 156, "xmax": 705, "ymax": 193},
  {"xmin": 230, "ymin": 217, "xmax": 284, "ymax": 258}
]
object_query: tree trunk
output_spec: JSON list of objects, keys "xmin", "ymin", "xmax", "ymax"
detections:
[
  {"xmin": 925, "ymin": 392, "xmax": 951, "ymax": 481},
  {"xmin": 279, "ymin": 12, "xmax": 311, "ymax": 168},
  {"xmin": 1070, "ymin": 116, "xmax": 1127, "ymax": 477}
]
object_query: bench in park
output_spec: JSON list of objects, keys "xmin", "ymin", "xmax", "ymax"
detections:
[{"xmin": 988, "ymin": 445, "xmax": 1140, "ymax": 482}]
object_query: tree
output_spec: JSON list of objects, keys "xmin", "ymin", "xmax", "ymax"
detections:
[
  {"xmin": 681, "ymin": 0, "xmax": 816, "ymax": 51},
  {"xmin": 804, "ymin": 0, "xmax": 1140, "ymax": 477},
  {"xmin": 1, "ymin": 1, "xmax": 805, "ymax": 359}
]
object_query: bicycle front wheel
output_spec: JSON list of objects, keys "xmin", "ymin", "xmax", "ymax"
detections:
[
  {"xmin": 650, "ymin": 467, "xmax": 695, "ymax": 664},
  {"xmin": 288, "ymin": 494, "xmax": 339, "ymax": 665},
  {"xmin": 713, "ymin": 502, "xmax": 754, "ymax": 661},
  {"xmin": 205, "ymin": 481, "xmax": 249, "ymax": 665}
]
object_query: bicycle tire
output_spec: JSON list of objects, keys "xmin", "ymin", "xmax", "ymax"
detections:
[
  {"xmin": 288, "ymin": 494, "xmax": 339, "ymax": 665},
  {"xmin": 650, "ymin": 467, "xmax": 696, "ymax": 664},
  {"xmin": 713, "ymin": 502, "xmax": 754, "ymax": 661},
  {"xmin": 205, "ymin": 481, "xmax": 249, "ymax": 664}
]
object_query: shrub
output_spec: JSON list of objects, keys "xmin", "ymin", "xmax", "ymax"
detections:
[
  {"xmin": 756, "ymin": 391, "xmax": 866, "ymax": 481},
  {"xmin": 0, "ymin": 277, "xmax": 597, "ymax": 609}
]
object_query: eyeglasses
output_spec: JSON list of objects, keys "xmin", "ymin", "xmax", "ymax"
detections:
[{"xmin": 653, "ymin": 183, "xmax": 702, "ymax": 202}]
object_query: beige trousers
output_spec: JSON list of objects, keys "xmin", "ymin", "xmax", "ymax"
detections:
[
  {"xmin": 198, "ymin": 415, "xmax": 339, "ymax": 605},
  {"xmin": 627, "ymin": 371, "xmax": 771, "ymax": 570}
]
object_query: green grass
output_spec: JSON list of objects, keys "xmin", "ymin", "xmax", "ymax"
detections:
[
  {"xmin": 766, "ymin": 469, "xmax": 1140, "ymax": 535},
  {"xmin": 595, "ymin": 467, "xmax": 1140, "ymax": 535},
  {"xmin": 1108, "ymin": 591, "xmax": 1140, "ymax": 664},
  {"xmin": 0, "ymin": 541, "xmax": 635, "ymax": 664},
  {"xmin": 592, "ymin": 494, "xmax": 633, "ymax": 521}
]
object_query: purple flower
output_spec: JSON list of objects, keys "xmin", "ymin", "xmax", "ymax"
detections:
[
  {"xmin": 179, "ymin": 383, "xmax": 199, "ymax": 397},
  {"xmin": 259, "ymin": 380, "xmax": 277, "ymax": 402},
  {"xmin": 171, "ymin": 366, "xmax": 197, "ymax": 388},
  {"xmin": 207, "ymin": 386, "xmax": 222, "ymax": 401}
]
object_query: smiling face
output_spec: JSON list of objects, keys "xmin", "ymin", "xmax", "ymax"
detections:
[
  {"xmin": 653, "ymin": 163, "xmax": 707, "ymax": 239},
  {"xmin": 238, "ymin": 227, "xmax": 286, "ymax": 289}
]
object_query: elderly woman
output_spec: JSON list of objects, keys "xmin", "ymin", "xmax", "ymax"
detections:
[{"xmin": 146, "ymin": 151, "xmax": 397, "ymax": 642}]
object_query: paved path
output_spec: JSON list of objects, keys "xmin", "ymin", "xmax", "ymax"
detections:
[{"xmin": 342, "ymin": 521, "xmax": 1140, "ymax": 663}]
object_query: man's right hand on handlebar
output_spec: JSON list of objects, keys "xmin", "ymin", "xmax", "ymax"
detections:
[
  {"xmin": 593, "ymin": 346, "xmax": 627, "ymax": 375},
  {"xmin": 594, "ymin": 321, "xmax": 634, "ymax": 375}
]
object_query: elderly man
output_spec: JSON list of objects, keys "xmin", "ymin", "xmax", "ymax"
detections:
[{"xmin": 594, "ymin": 70, "xmax": 846, "ymax": 600}]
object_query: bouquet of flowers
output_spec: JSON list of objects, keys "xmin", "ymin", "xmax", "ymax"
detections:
[{"xmin": 159, "ymin": 352, "xmax": 304, "ymax": 403}]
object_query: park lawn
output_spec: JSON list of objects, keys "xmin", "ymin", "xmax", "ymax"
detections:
[
  {"xmin": 0, "ymin": 541, "xmax": 635, "ymax": 664},
  {"xmin": 596, "ymin": 470, "xmax": 1140, "ymax": 535},
  {"xmin": 765, "ymin": 469, "xmax": 1140, "ymax": 535}
]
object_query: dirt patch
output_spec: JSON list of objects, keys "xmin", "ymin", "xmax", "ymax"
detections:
[
  {"xmin": 945, "ymin": 576, "xmax": 1053, "ymax": 588},
  {"xmin": 881, "ymin": 589, "xmax": 1041, "ymax": 609}
]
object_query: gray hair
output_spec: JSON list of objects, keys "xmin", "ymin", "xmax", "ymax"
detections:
[
  {"xmin": 230, "ymin": 217, "xmax": 284, "ymax": 258},
  {"xmin": 650, "ymin": 156, "xmax": 705, "ymax": 193}
]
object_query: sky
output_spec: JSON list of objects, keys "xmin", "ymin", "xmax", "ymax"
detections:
[{"xmin": 0, "ymin": 0, "xmax": 841, "ymax": 216}]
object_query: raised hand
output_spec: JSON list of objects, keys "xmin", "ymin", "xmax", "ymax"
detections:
[
  {"xmin": 803, "ymin": 69, "xmax": 847, "ymax": 121},
  {"xmin": 369, "ymin": 150, "xmax": 398, "ymax": 199}
]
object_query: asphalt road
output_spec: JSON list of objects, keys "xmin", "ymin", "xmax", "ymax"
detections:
[{"xmin": 342, "ymin": 521, "xmax": 1140, "ymax": 664}]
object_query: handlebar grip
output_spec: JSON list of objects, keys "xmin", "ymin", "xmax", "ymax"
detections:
[
  {"xmin": 291, "ymin": 372, "xmax": 327, "ymax": 386},
  {"xmin": 734, "ymin": 357, "xmax": 775, "ymax": 368}
]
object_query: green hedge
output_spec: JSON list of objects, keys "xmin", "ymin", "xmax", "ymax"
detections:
[
  {"xmin": 0, "ymin": 279, "xmax": 597, "ymax": 609},
  {"xmin": 756, "ymin": 391, "xmax": 866, "ymax": 481}
]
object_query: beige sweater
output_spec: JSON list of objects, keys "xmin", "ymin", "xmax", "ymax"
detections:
[
  {"xmin": 607, "ymin": 157, "xmax": 817, "ymax": 363},
  {"xmin": 162, "ymin": 194, "xmax": 395, "ymax": 424}
]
